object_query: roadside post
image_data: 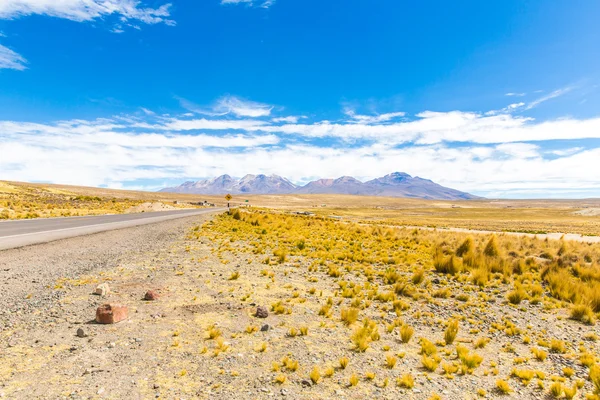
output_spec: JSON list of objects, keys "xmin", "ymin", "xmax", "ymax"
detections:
[{"xmin": 225, "ymin": 193, "xmax": 232, "ymax": 210}]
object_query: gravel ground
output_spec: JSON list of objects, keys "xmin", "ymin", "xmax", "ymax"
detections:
[{"xmin": 0, "ymin": 213, "xmax": 213, "ymax": 331}]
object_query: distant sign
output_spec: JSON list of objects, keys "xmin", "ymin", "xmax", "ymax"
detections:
[
  {"xmin": 245, "ymin": 200, "xmax": 249, "ymax": 203},
  {"xmin": 225, "ymin": 194, "xmax": 232, "ymax": 201}
]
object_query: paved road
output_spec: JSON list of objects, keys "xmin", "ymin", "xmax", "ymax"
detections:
[{"xmin": 0, "ymin": 208, "xmax": 224, "ymax": 250}]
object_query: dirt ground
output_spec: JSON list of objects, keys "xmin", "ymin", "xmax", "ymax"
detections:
[{"xmin": 2, "ymin": 210, "xmax": 600, "ymax": 399}]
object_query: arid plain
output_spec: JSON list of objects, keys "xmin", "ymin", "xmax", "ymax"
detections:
[{"xmin": 1, "ymin": 181, "xmax": 600, "ymax": 399}]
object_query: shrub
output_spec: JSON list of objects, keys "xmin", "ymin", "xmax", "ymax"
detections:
[
  {"xmin": 550, "ymin": 382, "xmax": 563, "ymax": 398},
  {"xmin": 433, "ymin": 247, "xmax": 462, "ymax": 275},
  {"xmin": 444, "ymin": 320, "xmax": 459, "ymax": 345},
  {"xmin": 441, "ymin": 361, "xmax": 458, "ymax": 376},
  {"xmin": 422, "ymin": 354, "xmax": 441, "ymax": 372},
  {"xmin": 420, "ymin": 338, "xmax": 437, "ymax": 356},
  {"xmin": 511, "ymin": 368, "xmax": 535, "ymax": 384},
  {"xmin": 590, "ymin": 364, "xmax": 600, "ymax": 394},
  {"xmin": 385, "ymin": 354, "xmax": 397, "ymax": 369},
  {"xmin": 484, "ymin": 235, "xmax": 500, "ymax": 257},
  {"xmin": 456, "ymin": 236, "xmax": 474, "ymax": 257},
  {"xmin": 532, "ymin": 347, "xmax": 547, "ymax": 361},
  {"xmin": 228, "ymin": 271, "xmax": 240, "ymax": 280},
  {"xmin": 550, "ymin": 339, "xmax": 567, "ymax": 354},
  {"xmin": 309, "ymin": 366, "xmax": 321, "ymax": 384},
  {"xmin": 341, "ymin": 307, "xmax": 360, "ymax": 326},
  {"xmin": 470, "ymin": 266, "xmax": 489, "ymax": 287},
  {"xmin": 349, "ymin": 373, "xmax": 359, "ymax": 387},
  {"xmin": 564, "ymin": 385, "xmax": 577, "ymax": 400},
  {"xmin": 460, "ymin": 351, "xmax": 483, "ymax": 374},
  {"xmin": 507, "ymin": 288, "xmax": 527, "ymax": 304},
  {"xmin": 339, "ymin": 357, "xmax": 349, "ymax": 369},
  {"xmin": 570, "ymin": 304, "xmax": 596, "ymax": 325},
  {"xmin": 397, "ymin": 373, "xmax": 414, "ymax": 389},
  {"xmin": 496, "ymin": 379, "xmax": 512, "ymax": 394},
  {"xmin": 400, "ymin": 324, "xmax": 414, "ymax": 344},
  {"xmin": 412, "ymin": 269, "xmax": 425, "ymax": 285},
  {"xmin": 474, "ymin": 337, "xmax": 489, "ymax": 349}
]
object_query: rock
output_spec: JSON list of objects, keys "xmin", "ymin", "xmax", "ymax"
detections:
[
  {"xmin": 260, "ymin": 324, "xmax": 270, "ymax": 332},
  {"xmin": 144, "ymin": 290, "xmax": 159, "ymax": 301},
  {"xmin": 76, "ymin": 327, "xmax": 87, "ymax": 338},
  {"xmin": 301, "ymin": 379, "xmax": 312, "ymax": 387},
  {"xmin": 95, "ymin": 304, "xmax": 128, "ymax": 324},
  {"xmin": 255, "ymin": 306, "xmax": 269, "ymax": 318},
  {"xmin": 94, "ymin": 283, "xmax": 110, "ymax": 296}
]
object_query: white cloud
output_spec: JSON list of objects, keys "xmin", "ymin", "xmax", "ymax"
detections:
[
  {"xmin": 505, "ymin": 92, "xmax": 526, "ymax": 97},
  {"xmin": 272, "ymin": 116, "xmax": 301, "ymax": 124},
  {"xmin": 485, "ymin": 102, "xmax": 525, "ymax": 116},
  {"xmin": 0, "ymin": 0, "xmax": 174, "ymax": 71},
  {"xmin": 221, "ymin": 0, "xmax": 275, "ymax": 8},
  {"xmin": 344, "ymin": 108, "xmax": 406, "ymax": 124},
  {"xmin": 550, "ymin": 147, "xmax": 584, "ymax": 157},
  {"xmin": 178, "ymin": 95, "xmax": 274, "ymax": 118},
  {"xmin": 214, "ymin": 96, "xmax": 273, "ymax": 117},
  {"xmin": 495, "ymin": 143, "xmax": 539, "ymax": 159},
  {"xmin": 0, "ymin": 43, "xmax": 27, "ymax": 70},
  {"xmin": 525, "ymin": 86, "xmax": 573, "ymax": 110},
  {"xmin": 0, "ymin": 0, "xmax": 174, "ymax": 25},
  {"xmin": 258, "ymin": 111, "xmax": 600, "ymax": 145}
]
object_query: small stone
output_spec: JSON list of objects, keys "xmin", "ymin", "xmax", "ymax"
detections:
[
  {"xmin": 76, "ymin": 327, "xmax": 87, "ymax": 338},
  {"xmin": 144, "ymin": 290, "xmax": 159, "ymax": 301},
  {"xmin": 255, "ymin": 306, "xmax": 269, "ymax": 318},
  {"xmin": 94, "ymin": 283, "xmax": 110, "ymax": 296},
  {"xmin": 301, "ymin": 379, "xmax": 311, "ymax": 387},
  {"xmin": 96, "ymin": 304, "xmax": 128, "ymax": 324},
  {"xmin": 260, "ymin": 324, "xmax": 270, "ymax": 332},
  {"xmin": 108, "ymin": 342, "xmax": 116, "ymax": 348}
]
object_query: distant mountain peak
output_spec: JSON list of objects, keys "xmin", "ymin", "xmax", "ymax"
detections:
[{"xmin": 160, "ymin": 172, "xmax": 480, "ymax": 200}]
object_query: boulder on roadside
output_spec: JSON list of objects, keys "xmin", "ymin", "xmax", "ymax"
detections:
[
  {"xmin": 144, "ymin": 290, "xmax": 159, "ymax": 301},
  {"xmin": 94, "ymin": 283, "xmax": 110, "ymax": 296},
  {"xmin": 96, "ymin": 304, "xmax": 128, "ymax": 324},
  {"xmin": 255, "ymin": 306, "xmax": 269, "ymax": 318}
]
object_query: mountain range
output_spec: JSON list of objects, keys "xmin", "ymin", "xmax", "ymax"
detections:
[{"xmin": 160, "ymin": 172, "xmax": 480, "ymax": 200}]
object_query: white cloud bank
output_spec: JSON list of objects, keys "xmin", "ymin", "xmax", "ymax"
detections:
[
  {"xmin": 1, "ymin": 101, "xmax": 600, "ymax": 198},
  {"xmin": 0, "ymin": 0, "xmax": 173, "ymax": 69},
  {"xmin": 0, "ymin": 0, "xmax": 173, "ymax": 25}
]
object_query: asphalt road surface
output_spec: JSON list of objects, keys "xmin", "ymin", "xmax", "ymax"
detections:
[{"xmin": 0, "ymin": 208, "xmax": 223, "ymax": 251}]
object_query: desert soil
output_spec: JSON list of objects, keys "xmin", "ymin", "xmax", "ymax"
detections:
[{"xmin": 1, "ymin": 211, "xmax": 599, "ymax": 400}]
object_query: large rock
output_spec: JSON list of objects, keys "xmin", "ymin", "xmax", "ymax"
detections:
[
  {"xmin": 144, "ymin": 290, "xmax": 159, "ymax": 301},
  {"xmin": 94, "ymin": 283, "xmax": 110, "ymax": 296},
  {"xmin": 96, "ymin": 304, "xmax": 128, "ymax": 324},
  {"xmin": 255, "ymin": 306, "xmax": 269, "ymax": 318}
]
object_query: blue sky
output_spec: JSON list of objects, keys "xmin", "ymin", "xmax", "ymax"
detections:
[{"xmin": 1, "ymin": 0, "xmax": 600, "ymax": 198}]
